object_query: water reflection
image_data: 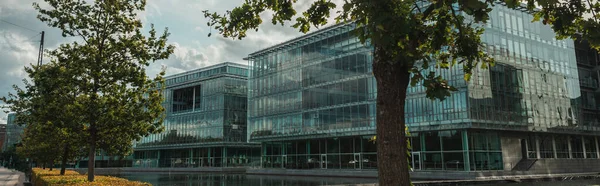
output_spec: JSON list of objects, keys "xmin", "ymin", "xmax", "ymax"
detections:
[
  {"xmin": 118, "ymin": 173, "xmax": 378, "ymax": 186},
  {"xmin": 476, "ymin": 179, "xmax": 600, "ymax": 186},
  {"xmin": 119, "ymin": 173, "xmax": 600, "ymax": 186}
]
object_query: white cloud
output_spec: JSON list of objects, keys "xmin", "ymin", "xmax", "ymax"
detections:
[
  {"xmin": 146, "ymin": 42, "xmax": 213, "ymax": 76},
  {"xmin": 0, "ymin": 30, "xmax": 38, "ymax": 108},
  {"xmin": 1, "ymin": 0, "xmax": 346, "ymax": 100}
]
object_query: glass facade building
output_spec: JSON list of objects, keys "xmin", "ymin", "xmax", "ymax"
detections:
[
  {"xmin": 247, "ymin": 4, "xmax": 600, "ymax": 172},
  {"xmin": 3, "ymin": 113, "xmax": 23, "ymax": 152},
  {"xmin": 133, "ymin": 62, "xmax": 260, "ymax": 168}
]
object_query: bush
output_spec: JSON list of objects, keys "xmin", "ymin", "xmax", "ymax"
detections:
[{"xmin": 31, "ymin": 168, "xmax": 150, "ymax": 186}]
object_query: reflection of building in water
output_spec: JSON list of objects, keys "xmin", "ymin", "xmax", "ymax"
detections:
[
  {"xmin": 121, "ymin": 173, "xmax": 378, "ymax": 186},
  {"xmin": 246, "ymin": 4, "xmax": 600, "ymax": 174},
  {"xmin": 132, "ymin": 62, "xmax": 260, "ymax": 168}
]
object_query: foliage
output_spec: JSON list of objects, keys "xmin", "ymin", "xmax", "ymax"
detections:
[
  {"xmin": 31, "ymin": 168, "xmax": 150, "ymax": 186},
  {"xmin": 525, "ymin": 0, "xmax": 600, "ymax": 50},
  {"xmin": 2, "ymin": 62, "xmax": 85, "ymax": 174},
  {"xmin": 0, "ymin": 145, "xmax": 31, "ymax": 173},
  {"xmin": 17, "ymin": 127, "xmax": 60, "ymax": 168},
  {"xmin": 3, "ymin": 0, "xmax": 176, "ymax": 182}
]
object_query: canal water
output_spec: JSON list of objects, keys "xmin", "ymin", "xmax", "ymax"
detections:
[{"xmin": 118, "ymin": 173, "xmax": 600, "ymax": 186}]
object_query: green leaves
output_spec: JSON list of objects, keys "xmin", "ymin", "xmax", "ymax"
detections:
[
  {"xmin": 4, "ymin": 0, "xmax": 176, "ymax": 182},
  {"xmin": 2, "ymin": 62, "xmax": 86, "ymax": 171},
  {"xmin": 204, "ymin": 0, "xmax": 335, "ymax": 37}
]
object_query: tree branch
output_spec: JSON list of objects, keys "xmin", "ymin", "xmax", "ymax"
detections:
[
  {"xmin": 413, "ymin": 1, "xmax": 423, "ymax": 13},
  {"xmin": 449, "ymin": 3, "xmax": 465, "ymax": 35},
  {"xmin": 585, "ymin": 0, "xmax": 599, "ymax": 24}
]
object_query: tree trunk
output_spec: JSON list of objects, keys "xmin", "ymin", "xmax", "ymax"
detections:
[
  {"xmin": 87, "ymin": 130, "xmax": 96, "ymax": 182},
  {"xmin": 49, "ymin": 161, "xmax": 53, "ymax": 171},
  {"xmin": 60, "ymin": 144, "xmax": 70, "ymax": 175},
  {"xmin": 373, "ymin": 50, "xmax": 411, "ymax": 186}
]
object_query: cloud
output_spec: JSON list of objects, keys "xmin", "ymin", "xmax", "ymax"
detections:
[
  {"xmin": 142, "ymin": 0, "xmax": 314, "ymax": 77},
  {"xmin": 0, "ymin": 0, "xmax": 348, "ymax": 123},
  {"xmin": 146, "ymin": 42, "xmax": 212, "ymax": 76},
  {"xmin": 0, "ymin": 0, "xmax": 73, "ymax": 123}
]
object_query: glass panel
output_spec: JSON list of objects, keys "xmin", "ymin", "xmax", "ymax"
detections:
[
  {"xmin": 424, "ymin": 132, "xmax": 441, "ymax": 151},
  {"xmin": 584, "ymin": 137, "xmax": 598, "ymax": 159},
  {"xmin": 539, "ymin": 135, "xmax": 554, "ymax": 158},
  {"xmin": 340, "ymin": 137, "xmax": 354, "ymax": 153},
  {"xmin": 362, "ymin": 153, "xmax": 377, "ymax": 169},
  {"xmin": 555, "ymin": 135, "xmax": 570, "ymax": 158},
  {"xmin": 327, "ymin": 138, "xmax": 340, "ymax": 153},
  {"xmin": 571, "ymin": 136, "xmax": 584, "ymax": 158},
  {"xmin": 423, "ymin": 152, "xmax": 443, "ymax": 170},
  {"xmin": 441, "ymin": 130, "xmax": 462, "ymax": 151},
  {"xmin": 362, "ymin": 136, "xmax": 377, "ymax": 153},
  {"xmin": 443, "ymin": 152, "xmax": 464, "ymax": 171}
]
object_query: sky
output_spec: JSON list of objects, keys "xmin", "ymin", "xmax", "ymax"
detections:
[{"xmin": 0, "ymin": 0, "xmax": 343, "ymax": 123}]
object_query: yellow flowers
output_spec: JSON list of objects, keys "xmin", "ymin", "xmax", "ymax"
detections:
[{"xmin": 31, "ymin": 168, "xmax": 151, "ymax": 186}]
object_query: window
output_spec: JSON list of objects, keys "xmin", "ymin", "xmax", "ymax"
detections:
[
  {"xmin": 441, "ymin": 130, "xmax": 462, "ymax": 151},
  {"xmin": 571, "ymin": 136, "xmax": 584, "ymax": 158},
  {"xmin": 517, "ymin": 17, "xmax": 524, "ymax": 34},
  {"xmin": 539, "ymin": 135, "xmax": 554, "ymax": 158},
  {"xmin": 505, "ymin": 14, "xmax": 512, "ymax": 33},
  {"xmin": 498, "ymin": 11, "xmax": 505, "ymax": 30},
  {"xmin": 172, "ymin": 85, "xmax": 201, "ymax": 112},
  {"xmin": 584, "ymin": 137, "xmax": 598, "ymax": 158},
  {"xmin": 424, "ymin": 132, "xmax": 441, "ymax": 151}
]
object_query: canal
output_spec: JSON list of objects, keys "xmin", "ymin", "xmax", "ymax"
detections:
[{"xmin": 118, "ymin": 173, "xmax": 600, "ymax": 186}]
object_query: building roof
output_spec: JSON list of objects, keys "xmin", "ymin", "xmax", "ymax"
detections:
[
  {"xmin": 247, "ymin": 23, "xmax": 352, "ymax": 57},
  {"xmin": 163, "ymin": 62, "xmax": 248, "ymax": 79}
]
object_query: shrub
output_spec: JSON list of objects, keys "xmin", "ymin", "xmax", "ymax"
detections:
[{"xmin": 31, "ymin": 168, "xmax": 150, "ymax": 186}]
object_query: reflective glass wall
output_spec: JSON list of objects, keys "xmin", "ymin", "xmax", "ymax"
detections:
[
  {"xmin": 467, "ymin": 5, "xmax": 583, "ymax": 132},
  {"xmin": 135, "ymin": 63, "xmax": 249, "ymax": 148},
  {"xmin": 248, "ymin": 4, "xmax": 599, "ymax": 172},
  {"xmin": 3, "ymin": 113, "xmax": 23, "ymax": 152},
  {"xmin": 247, "ymin": 24, "xmax": 376, "ymax": 141}
]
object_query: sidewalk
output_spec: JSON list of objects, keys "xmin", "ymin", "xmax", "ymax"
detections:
[{"xmin": 0, "ymin": 167, "xmax": 26, "ymax": 186}]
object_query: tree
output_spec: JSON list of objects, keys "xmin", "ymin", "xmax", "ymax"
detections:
[
  {"xmin": 1, "ymin": 144, "xmax": 30, "ymax": 173},
  {"xmin": 2, "ymin": 62, "xmax": 84, "ymax": 175},
  {"xmin": 28, "ymin": 0, "xmax": 174, "ymax": 181},
  {"xmin": 202, "ymin": 0, "xmax": 600, "ymax": 185},
  {"xmin": 17, "ymin": 126, "xmax": 60, "ymax": 170}
]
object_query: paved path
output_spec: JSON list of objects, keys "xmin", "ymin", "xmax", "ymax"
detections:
[{"xmin": 0, "ymin": 167, "xmax": 25, "ymax": 186}]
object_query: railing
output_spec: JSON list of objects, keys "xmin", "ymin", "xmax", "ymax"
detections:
[{"xmin": 133, "ymin": 157, "xmax": 261, "ymax": 168}]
